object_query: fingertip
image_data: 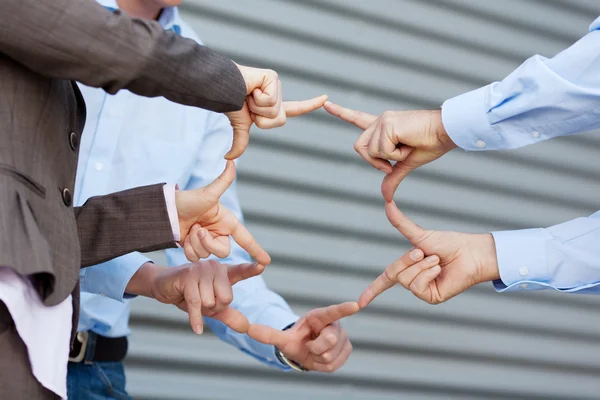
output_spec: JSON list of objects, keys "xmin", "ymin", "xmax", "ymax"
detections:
[
  {"xmin": 432, "ymin": 265, "xmax": 441, "ymax": 273},
  {"xmin": 357, "ymin": 293, "xmax": 372, "ymax": 309}
]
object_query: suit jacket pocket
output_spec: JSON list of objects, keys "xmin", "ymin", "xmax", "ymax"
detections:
[{"xmin": 0, "ymin": 163, "xmax": 46, "ymax": 198}]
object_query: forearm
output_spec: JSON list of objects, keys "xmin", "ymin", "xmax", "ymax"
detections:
[
  {"xmin": 80, "ymin": 253, "xmax": 153, "ymax": 302},
  {"xmin": 0, "ymin": 0, "xmax": 245, "ymax": 112},
  {"xmin": 492, "ymin": 211, "xmax": 600, "ymax": 293},
  {"xmin": 442, "ymin": 17, "xmax": 600, "ymax": 151},
  {"xmin": 125, "ymin": 262, "xmax": 164, "ymax": 298},
  {"xmin": 75, "ymin": 184, "xmax": 176, "ymax": 267}
]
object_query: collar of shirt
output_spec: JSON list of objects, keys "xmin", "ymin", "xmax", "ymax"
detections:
[{"xmin": 95, "ymin": 0, "xmax": 182, "ymax": 32}]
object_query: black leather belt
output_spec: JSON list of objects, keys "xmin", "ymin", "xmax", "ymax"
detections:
[{"xmin": 69, "ymin": 331, "xmax": 128, "ymax": 363}]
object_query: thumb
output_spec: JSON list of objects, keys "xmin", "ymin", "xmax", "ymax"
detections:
[
  {"xmin": 228, "ymin": 262, "xmax": 266, "ymax": 285},
  {"xmin": 247, "ymin": 324, "xmax": 288, "ymax": 348},
  {"xmin": 381, "ymin": 150, "xmax": 423, "ymax": 202},
  {"xmin": 203, "ymin": 160, "xmax": 236, "ymax": 200},
  {"xmin": 385, "ymin": 201, "xmax": 426, "ymax": 243},
  {"xmin": 225, "ymin": 102, "xmax": 253, "ymax": 160}
]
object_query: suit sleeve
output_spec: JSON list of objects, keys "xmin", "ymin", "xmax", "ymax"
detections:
[
  {"xmin": 0, "ymin": 0, "xmax": 246, "ymax": 113},
  {"xmin": 74, "ymin": 184, "xmax": 177, "ymax": 268}
]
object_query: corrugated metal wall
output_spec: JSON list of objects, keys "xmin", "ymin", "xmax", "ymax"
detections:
[{"xmin": 126, "ymin": 1, "xmax": 600, "ymax": 399}]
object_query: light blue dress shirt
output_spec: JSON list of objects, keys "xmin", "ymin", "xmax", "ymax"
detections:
[
  {"xmin": 441, "ymin": 17, "xmax": 600, "ymax": 294},
  {"xmin": 75, "ymin": 0, "xmax": 298, "ymax": 370}
]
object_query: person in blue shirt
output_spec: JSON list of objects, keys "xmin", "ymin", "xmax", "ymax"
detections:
[
  {"xmin": 67, "ymin": 1, "xmax": 353, "ymax": 399},
  {"xmin": 324, "ymin": 16, "xmax": 600, "ymax": 305}
]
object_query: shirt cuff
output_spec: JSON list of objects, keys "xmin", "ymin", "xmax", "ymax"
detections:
[
  {"xmin": 442, "ymin": 85, "xmax": 506, "ymax": 151},
  {"xmin": 491, "ymin": 228, "xmax": 551, "ymax": 292},
  {"xmin": 79, "ymin": 253, "xmax": 152, "ymax": 302},
  {"xmin": 163, "ymin": 184, "xmax": 180, "ymax": 242}
]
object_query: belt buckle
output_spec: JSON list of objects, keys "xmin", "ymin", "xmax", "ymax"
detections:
[{"xmin": 68, "ymin": 331, "xmax": 89, "ymax": 363}]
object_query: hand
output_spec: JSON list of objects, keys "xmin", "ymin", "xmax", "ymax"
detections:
[
  {"xmin": 323, "ymin": 102, "xmax": 457, "ymax": 201},
  {"xmin": 225, "ymin": 63, "xmax": 327, "ymax": 159},
  {"xmin": 359, "ymin": 202, "xmax": 500, "ymax": 306},
  {"xmin": 247, "ymin": 302, "xmax": 359, "ymax": 373},
  {"xmin": 127, "ymin": 260, "xmax": 266, "ymax": 334},
  {"xmin": 175, "ymin": 160, "xmax": 270, "ymax": 266}
]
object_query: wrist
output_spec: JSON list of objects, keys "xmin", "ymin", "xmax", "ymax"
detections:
[
  {"xmin": 477, "ymin": 234, "xmax": 501, "ymax": 283},
  {"xmin": 434, "ymin": 109, "xmax": 458, "ymax": 153},
  {"xmin": 125, "ymin": 262, "xmax": 167, "ymax": 298}
]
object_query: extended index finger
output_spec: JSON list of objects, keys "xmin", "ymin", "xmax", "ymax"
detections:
[
  {"xmin": 284, "ymin": 95, "xmax": 328, "ymax": 117},
  {"xmin": 357, "ymin": 249, "xmax": 424, "ymax": 308},
  {"xmin": 323, "ymin": 101, "xmax": 377, "ymax": 130},
  {"xmin": 309, "ymin": 302, "xmax": 360, "ymax": 333},
  {"xmin": 230, "ymin": 222, "xmax": 272, "ymax": 266}
]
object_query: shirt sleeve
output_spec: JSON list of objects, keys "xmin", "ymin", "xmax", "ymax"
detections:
[
  {"xmin": 491, "ymin": 211, "xmax": 600, "ymax": 294},
  {"xmin": 79, "ymin": 252, "xmax": 152, "ymax": 301},
  {"xmin": 162, "ymin": 183, "xmax": 180, "ymax": 242},
  {"xmin": 442, "ymin": 16, "xmax": 600, "ymax": 151},
  {"xmin": 166, "ymin": 112, "xmax": 299, "ymax": 370}
]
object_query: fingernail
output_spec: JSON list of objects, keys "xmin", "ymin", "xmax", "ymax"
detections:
[
  {"xmin": 197, "ymin": 228, "xmax": 206, "ymax": 239},
  {"xmin": 410, "ymin": 249, "xmax": 423, "ymax": 261},
  {"xmin": 325, "ymin": 101, "xmax": 332, "ymax": 105},
  {"xmin": 432, "ymin": 265, "xmax": 441, "ymax": 273},
  {"xmin": 194, "ymin": 325, "xmax": 204, "ymax": 334},
  {"xmin": 426, "ymin": 256, "xmax": 437, "ymax": 263}
]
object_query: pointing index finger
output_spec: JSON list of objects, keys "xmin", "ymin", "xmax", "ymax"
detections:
[
  {"xmin": 309, "ymin": 302, "xmax": 360, "ymax": 333},
  {"xmin": 230, "ymin": 221, "xmax": 272, "ymax": 266},
  {"xmin": 324, "ymin": 101, "xmax": 377, "ymax": 130},
  {"xmin": 284, "ymin": 95, "xmax": 328, "ymax": 117}
]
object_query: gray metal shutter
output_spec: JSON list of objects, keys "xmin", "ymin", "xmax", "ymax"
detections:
[{"xmin": 127, "ymin": 1, "xmax": 600, "ymax": 398}]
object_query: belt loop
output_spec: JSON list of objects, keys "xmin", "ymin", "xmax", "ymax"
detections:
[{"xmin": 83, "ymin": 331, "xmax": 97, "ymax": 364}]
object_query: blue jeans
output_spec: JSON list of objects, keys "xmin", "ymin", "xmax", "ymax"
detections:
[
  {"xmin": 67, "ymin": 361, "xmax": 131, "ymax": 400},
  {"xmin": 67, "ymin": 332, "xmax": 131, "ymax": 400}
]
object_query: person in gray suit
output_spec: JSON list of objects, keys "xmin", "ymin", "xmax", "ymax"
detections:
[{"xmin": 0, "ymin": 0, "xmax": 318, "ymax": 398}]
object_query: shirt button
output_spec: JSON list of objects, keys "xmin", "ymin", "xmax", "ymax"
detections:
[
  {"xmin": 107, "ymin": 108, "xmax": 117, "ymax": 118},
  {"xmin": 531, "ymin": 131, "xmax": 540, "ymax": 138},
  {"xmin": 69, "ymin": 131, "xmax": 79, "ymax": 151},
  {"xmin": 61, "ymin": 188, "xmax": 72, "ymax": 207},
  {"xmin": 475, "ymin": 140, "xmax": 486, "ymax": 148},
  {"xmin": 519, "ymin": 267, "xmax": 528, "ymax": 276},
  {"xmin": 95, "ymin": 162, "xmax": 104, "ymax": 171}
]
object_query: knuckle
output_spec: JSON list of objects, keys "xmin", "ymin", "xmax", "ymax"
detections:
[
  {"xmin": 409, "ymin": 281, "xmax": 420, "ymax": 293},
  {"xmin": 383, "ymin": 268, "xmax": 398, "ymax": 284},
  {"xmin": 188, "ymin": 298, "xmax": 203, "ymax": 307},
  {"xmin": 397, "ymin": 275, "xmax": 410, "ymax": 289},
  {"xmin": 321, "ymin": 352, "xmax": 331, "ymax": 362},
  {"xmin": 324, "ymin": 363, "xmax": 336, "ymax": 373},
  {"xmin": 220, "ymin": 293, "xmax": 233, "ymax": 305},
  {"xmin": 325, "ymin": 334, "xmax": 338, "ymax": 347},
  {"xmin": 204, "ymin": 299, "xmax": 216, "ymax": 309}
]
